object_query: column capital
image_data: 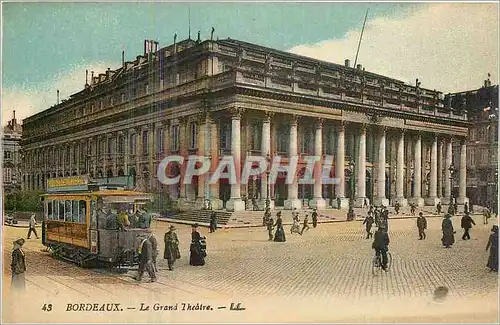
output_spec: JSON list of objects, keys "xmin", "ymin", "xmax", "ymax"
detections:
[
  {"xmin": 290, "ymin": 114, "xmax": 301, "ymax": 126},
  {"xmin": 229, "ymin": 107, "xmax": 245, "ymax": 119},
  {"xmin": 360, "ymin": 123, "xmax": 367, "ymax": 134},
  {"xmin": 316, "ymin": 118, "xmax": 324, "ymax": 129},
  {"xmin": 379, "ymin": 126, "xmax": 387, "ymax": 134},
  {"xmin": 264, "ymin": 111, "xmax": 275, "ymax": 123},
  {"xmin": 178, "ymin": 116, "xmax": 189, "ymax": 124},
  {"xmin": 162, "ymin": 119, "xmax": 171, "ymax": 127},
  {"xmin": 338, "ymin": 120, "xmax": 347, "ymax": 131}
]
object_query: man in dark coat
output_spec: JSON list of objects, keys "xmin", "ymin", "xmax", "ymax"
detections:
[
  {"xmin": 441, "ymin": 214, "xmax": 455, "ymax": 248},
  {"xmin": 417, "ymin": 212, "xmax": 427, "ymax": 240},
  {"xmin": 311, "ymin": 209, "xmax": 318, "ymax": 228},
  {"xmin": 11, "ymin": 238, "xmax": 26, "ymax": 292},
  {"xmin": 300, "ymin": 214, "xmax": 310, "ymax": 235},
  {"xmin": 363, "ymin": 212, "xmax": 374, "ymax": 239},
  {"xmin": 436, "ymin": 202, "xmax": 442, "ymax": 214},
  {"xmin": 372, "ymin": 225, "xmax": 390, "ymax": 271},
  {"xmin": 263, "ymin": 208, "xmax": 271, "ymax": 226},
  {"xmin": 164, "ymin": 226, "xmax": 180, "ymax": 271},
  {"xmin": 464, "ymin": 202, "xmax": 469, "ymax": 214},
  {"xmin": 135, "ymin": 235, "xmax": 157, "ymax": 282},
  {"xmin": 266, "ymin": 215, "xmax": 274, "ymax": 241},
  {"xmin": 149, "ymin": 233, "xmax": 159, "ymax": 272},
  {"xmin": 209, "ymin": 211, "xmax": 217, "ymax": 233},
  {"xmin": 410, "ymin": 203, "xmax": 416, "ymax": 216},
  {"xmin": 486, "ymin": 225, "xmax": 498, "ymax": 272},
  {"xmin": 190, "ymin": 224, "xmax": 206, "ymax": 266},
  {"xmin": 461, "ymin": 212, "xmax": 476, "ymax": 240}
]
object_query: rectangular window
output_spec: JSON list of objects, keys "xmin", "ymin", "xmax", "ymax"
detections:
[
  {"xmin": 58, "ymin": 201, "xmax": 65, "ymax": 221},
  {"xmin": 220, "ymin": 124, "xmax": 231, "ymax": 151},
  {"xmin": 47, "ymin": 201, "xmax": 53, "ymax": 220},
  {"xmin": 100, "ymin": 100, "xmax": 103, "ymax": 110},
  {"xmin": 171, "ymin": 125, "xmax": 180, "ymax": 151},
  {"xmin": 130, "ymin": 134, "xmax": 137, "ymax": 155},
  {"xmin": 107, "ymin": 138, "xmax": 113, "ymax": 154},
  {"xmin": 142, "ymin": 131, "xmax": 149, "ymax": 155},
  {"xmin": 73, "ymin": 146, "xmax": 77, "ymax": 164},
  {"xmin": 132, "ymin": 88, "xmax": 137, "ymax": 98},
  {"xmin": 4, "ymin": 168, "xmax": 11, "ymax": 183},
  {"xmin": 156, "ymin": 129, "xmax": 164, "ymax": 153},
  {"xmin": 79, "ymin": 200, "xmax": 86, "ymax": 224},
  {"xmin": 145, "ymin": 83, "xmax": 149, "ymax": 95},
  {"xmin": 251, "ymin": 122, "xmax": 261, "ymax": 151},
  {"xmin": 118, "ymin": 135, "xmax": 125, "ymax": 154},
  {"xmin": 121, "ymin": 93, "xmax": 126, "ymax": 103},
  {"xmin": 277, "ymin": 124, "xmax": 289, "ymax": 153},
  {"xmin": 190, "ymin": 122, "xmax": 197, "ymax": 149},
  {"xmin": 72, "ymin": 201, "xmax": 79, "ymax": 223},
  {"xmin": 4, "ymin": 151, "xmax": 11, "ymax": 159}
]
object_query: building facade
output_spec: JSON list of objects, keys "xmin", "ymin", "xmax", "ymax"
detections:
[
  {"xmin": 446, "ymin": 80, "xmax": 499, "ymax": 210},
  {"xmin": 21, "ymin": 37, "xmax": 470, "ymax": 211},
  {"xmin": 3, "ymin": 111, "xmax": 22, "ymax": 193}
]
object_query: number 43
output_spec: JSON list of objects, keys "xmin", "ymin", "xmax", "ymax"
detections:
[{"xmin": 42, "ymin": 304, "xmax": 52, "ymax": 312}]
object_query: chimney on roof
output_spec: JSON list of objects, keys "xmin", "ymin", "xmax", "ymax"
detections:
[
  {"xmin": 85, "ymin": 69, "xmax": 89, "ymax": 86},
  {"xmin": 197, "ymin": 31, "xmax": 201, "ymax": 43},
  {"xmin": 122, "ymin": 51, "xmax": 125, "ymax": 67},
  {"xmin": 356, "ymin": 64, "xmax": 362, "ymax": 70},
  {"xmin": 57, "ymin": 90, "xmax": 60, "ymax": 104},
  {"xmin": 106, "ymin": 68, "xmax": 111, "ymax": 79},
  {"xmin": 344, "ymin": 59, "xmax": 350, "ymax": 68},
  {"xmin": 12, "ymin": 110, "xmax": 16, "ymax": 126},
  {"xmin": 144, "ymin": 40, "xmax": 149, "ymax": 56},
  {"xmin": 91, "ymin": 71, "xmax": 94, "ymax": 85}
]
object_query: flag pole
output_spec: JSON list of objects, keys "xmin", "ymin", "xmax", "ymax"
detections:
[{"xmin": 354, "ymin": 8, "xmax": 369, "ymax": 69}]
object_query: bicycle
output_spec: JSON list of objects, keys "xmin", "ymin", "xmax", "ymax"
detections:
[{"xmin": 372, "ymin": 250, "xmax": 392, "ymax": 275}]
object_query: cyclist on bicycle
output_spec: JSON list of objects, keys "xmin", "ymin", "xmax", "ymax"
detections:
[{"xmin": 372, "ymin": 224, "xmax": 390, "ymax": 271}]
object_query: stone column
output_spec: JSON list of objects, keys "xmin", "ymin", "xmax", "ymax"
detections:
[
  {"xmin": 374, "ymin": 128, "xmax": 389, "ymax": 206},
  {"xmin": 334, "ymin": 122, "xmax": 349, "ymax": 209},
  {"xmin": 209, "ymin": 116, "xmax": 222, "ymax": 209},
  {"xmin": 396, "ymin": 130, "xmax": 408, "ymax": 206},
  {"xmin": 226, "ymin": 109, "xmax": 245, "ymax": 211},
  {"xmin": 354, "ymin": 125, "xmax": 367, "ymax": 208},
  {"xmin": 112, "ymin": 133, "xmax": 118, "ymax": 176},
  {"xmin": 135, "ymin": 127, "xmax": 144, "ymax": 190},
  {"xmin": 457, "ymin": 139, "xmax": 468, "ymax": 205},
  {"xmin": 442, "ymin": 138, "xmax": 452, "ymax": 204},
  {"xmin": 284, "ymin": 116, "xmax": 302, "ymax": 210},
  {"xmin": 437, "ymin": 139, "xmax": 443, "ymax": 198},
  {"xmin": 195, "ymin": 116, "xmax": 207, "ymax": 209},
  {"xmin": 425, "ymin": 135, "xmax": 440, "ymax": 206},
  {"xmin": 309, "ymin": 118, "xmax": 327, "ymax": 209},
  {"xmin": 178, "ymin": 120, "xmax": 187, "ymax": 199},
  {"xmin": 260, "ymin": 112, "xmax": 275, "ymax": 209},
  {"xmin": 124, "ymin": 130, "xmax": 130, "ymax": 175},
  {"xmin": 410, "ymin": 133, "xmax": 424, "ymax": 206},
  {"xmin": 148, "ymin": 124, "xmax": 156, "ymax": 190}
]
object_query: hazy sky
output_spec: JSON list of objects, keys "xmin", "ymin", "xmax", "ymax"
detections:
[{"xmin": 2, "ymin": 2, "xmax": 498, "ymax": 125}]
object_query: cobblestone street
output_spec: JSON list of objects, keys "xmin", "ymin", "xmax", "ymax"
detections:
[{"xmin": 3, "ymin": 216, "xmax": 499, "ymax": 323}]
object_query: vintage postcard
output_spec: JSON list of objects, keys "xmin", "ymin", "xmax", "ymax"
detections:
[{"xmin": 1, "ymin": 1, "xmax": 499, "ymax": 323}]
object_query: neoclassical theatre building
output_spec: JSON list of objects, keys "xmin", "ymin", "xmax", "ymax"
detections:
[{"xmin": 21, "ymin": 36, "xmax": 470, "ymax": 211}]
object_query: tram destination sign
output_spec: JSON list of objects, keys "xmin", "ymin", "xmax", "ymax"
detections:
[{"xmin": 46, "ymin": 176, "xmax": 90, "ymax": 192}]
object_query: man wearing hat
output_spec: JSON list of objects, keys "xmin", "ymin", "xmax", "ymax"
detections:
[
  {"xmin": 164, "ymin": 225, "xmax": 180, "ymax": 271},
  {"xmin": 372, "ymin": 225, "xmax": 390, "ymax": 271},
  {"xmin": 135, "ymin": 234, "xmax": 156, "ymax": 282},
  {"xmin": 190, "ymin": 224, "xmax": 206, "ymax": 266},
  {"xmin": 11, "ymin": 238, "xmax": 26, "ymax": 291},
  {"xmin": 27, "ymin": 214, "xmax": 39, "ymax": 239}
]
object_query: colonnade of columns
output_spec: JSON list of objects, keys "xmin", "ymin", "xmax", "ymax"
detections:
[{"xmin": 22, "ymin": 110, "xmax": 469, "ymax": 212}]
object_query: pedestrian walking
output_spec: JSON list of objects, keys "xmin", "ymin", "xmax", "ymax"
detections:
[
  {"xmin": 441, "ymin": 214, "xmax": 455, "ymax": 248},
  {"xmin": 461, "ymin": 212, "xmax": 476, "ymax": 240},
  {"xmin": 311, "ymin": 209, "xmax": 318, "ymax": 228},
  {"xmin": 273, "ymin": 212, "xmax": 286, "ymax": 242},
  {"xmin": 149, "ymin": 233, "xmax": 159, "ymax": 272},
  {"xmin": 347, "ymin": 208, "xmax": 355, "ymax": 221},
  {"xmin": 363, "ymin": 212, "xmax": 374, "ymax": 239},
  {"xmin": 486, "ymin": 225, "xmax": 498, "ymax": 272},
  {"xmin": 11, "ymin": 238, "xmax": 26, "ymax": 292},
  {"xmin": 464, "ymin": 202, "xmax": 469, "ymax": 214},
  {"xmin": 135, "ymin": 235, "xmax": 157, "ymax": 282},
  {"xmin": 417, "ymin": 212, "xmax": 427, "ymax": 240},
  {"xmin": 290, "ymin": 212, "xmax": 300, "ymax": 234},
  {"xmin": 263, "ymin": 208, "xmax": 271, "ymax": 226},
  {"xmin": 410, "ymin": 203, "xmax": 416, "ymax": 216},
  {"xmin": 436, "ymin": 202, "xmax": 442, "ymax": 215},
  {"xmin": 483, "ymin": 207, "xmax": 491, "ymax": 224},
  {"xmin": 209, "ymin": 211, "xmax": 217, "ymax": 233},
  {"xmin": 372, "ymin": 225, "xmax": 390, "ymax": 271},
  {"xmin": 364, "ymin": 198, "xmax": 369, "ymax": 209},
  {"xmin": 189, "ymin": 224, "xmax": 207, "ymax": 266},
  {"xmin": 300, "ymin": 214, "xmax": 310, "ymax": 235},
  {"xmin": 266, "ymin": 215, "xmax": 274, "ymax": 241},
  {"xmin": 27, "ymin": 214, "xmax": 39, "ymax": 239},
  {"xmin": 163, "ymin": 225, "xmax": 180, "ymax": 271}
]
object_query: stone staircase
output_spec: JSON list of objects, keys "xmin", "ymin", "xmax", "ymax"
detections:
[{"xmin": 160, "ymin": 210, "xmax": 232, "ymax": 227}]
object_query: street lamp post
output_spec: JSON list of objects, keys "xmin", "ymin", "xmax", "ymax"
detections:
[{"xmin": 265, "ymin": 154, "xmax": 271, "ymax": 210}]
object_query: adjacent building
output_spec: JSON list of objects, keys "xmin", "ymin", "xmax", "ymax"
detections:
[
  {"xmin": 446, "ymin": 79, "xmax": 499, "ymax": 210},
  {"xmin": 21, "ymin": 36, "xmax": 470, "ymax": 211},
  {"xmin": 3, "ymin": 111, "xmax": 22, "ymax": 193}
]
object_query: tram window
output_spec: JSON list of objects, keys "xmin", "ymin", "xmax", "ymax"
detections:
[
  {"xmin": 72, "ymin": 201, "xmax": 79, "ymax": 222},
  {"xmin": 79, "ymin": 200, "xmax": 86, "ymax": 223},
  {"xmin": 65, "ymin": 200, "xmax": 72, "ymax": 222},
  {"xmin": 58, "ymin": 201, "xmax": 65, "ymax": 220},
  {"xmin": 47, "ymin": 201, "xmax": 53, "ymax": 220}
]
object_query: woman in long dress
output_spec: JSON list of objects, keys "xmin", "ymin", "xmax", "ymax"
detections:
[
  {"xmin": 441, "ymin": 214, "xmax": 455, "ymax": 248},
  {"xmin": 11, "ymin": 238, "xmax": 26, "ymax": 292},
  {"xmin": 189, "ymin": 224, "xmax": 206, "ymax": 266},
  {"xmin": 273, "ymin": 212, "xmax": 286, "ymax": 242},
  {"xmin": 486, "ymin": 225, "xmax": 498, "ymax": 272}
]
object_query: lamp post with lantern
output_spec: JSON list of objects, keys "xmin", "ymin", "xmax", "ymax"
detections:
[{"xmin": 449, "ymin": 164, "xmax": 456, "ymax": 211}]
